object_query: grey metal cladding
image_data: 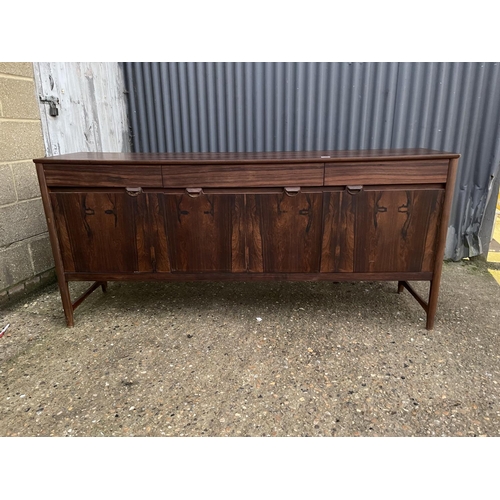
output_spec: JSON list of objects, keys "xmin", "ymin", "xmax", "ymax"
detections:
[{"xmin": 120, "ymin": 62, "xmax": 500, "ymax": 260}]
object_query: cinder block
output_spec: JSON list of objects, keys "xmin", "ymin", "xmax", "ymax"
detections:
[
  {"xmin": 0, "ymin": 241, "xmax": 32, "ymax": 290},
  {"xmin": 24, "ymin": 275, "xmax": 41, "ymax": 293},
  {"xmin": 0, "ymin": 63, "xmax": 33, "ymax": 78},
  {"xmin": 40, "ymin": 268, "xmax": 56, "ymax": 281},
  {"xmin": 7, "ymin": 282, "xmax": 25, "ymax": 295},
  {"xmin": 0, "ymin": 77, "xmax": 40, "ymax": 119},
  {"xmin": 29, "ymin": 234, "xmax": 54, "ymax": 274},
  {"xmin": 0, "ymin": 121, "xmax": 45, "ymax": 162},
  {"xmin": 0, "ymin": 198, "xmax": 47, "ymax": 247},
  {"xmin": 0, "ymin": 165, "xmax": 16, "ymax": 205},
  {"xmin": 12, "ymin": 161, "xmax": 40, "ymax": 200},
  {"xmin": 0, "ymin": 267, "xmax": 56, "ymax": 306}
]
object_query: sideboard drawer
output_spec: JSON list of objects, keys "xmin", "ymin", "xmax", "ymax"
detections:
[
  {"xmin": 325, "ymin": 160, "xmax": 449, "ymax": 186},
  {"xmin": 162, "ymin": 163, "xmax": 324, "ymax": 187},
  {"xmin": 44, "ymin": 164, "xmax": 163, "ymax": 187}
]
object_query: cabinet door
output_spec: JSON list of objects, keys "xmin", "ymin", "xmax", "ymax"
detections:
[
  {"xmin": 163, "ymin": 193, "xmax": 245, "ymax": 272},
  {"xmin": 353, "ymin": 188, "xmax": 444, "ymax": 273},
  {"xmin": 320, "ymin": 190, "xmax": 355, "ymax": 272},
  {"xmin": 246, "ymin": 191, "xmax": 323, "ymax": 272},
  {"xmin": 50, "ymin": 192, "xmax": 170, "ymax": 273}
]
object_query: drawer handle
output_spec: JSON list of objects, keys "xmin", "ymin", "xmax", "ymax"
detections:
[
  {"xmin": 284, "ymin": 186, "xmax": 301, "ymax": 197},
  {"xmin": 125, "ymin": 187, "xmax": 143, "ymax": 197},
  {"xmin": 346, "ymin": 185, "xmax": 363, "ymax": 195},
  {"xmin": 186, "ymin": 188, "xmax": 203, "ymax": 197}
]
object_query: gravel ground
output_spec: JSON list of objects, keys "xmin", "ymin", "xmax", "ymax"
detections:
[{"xmin": 0, "ymin": 259, "xmax": 499, "ymax": 437}]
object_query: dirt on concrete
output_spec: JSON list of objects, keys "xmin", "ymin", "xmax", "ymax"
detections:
[{"xmin": 0, "ymin": 260, "xmax": 499, "ymax": 437}]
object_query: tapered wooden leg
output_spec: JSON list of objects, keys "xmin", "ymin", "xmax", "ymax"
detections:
[
  {"xmin": 59, "ymin": 279, "xmax": 74, "ymax": 328},
  {"xmin": 426, "ymin": 279, "xmax": 439, "ymax": 330},
  {"xmin": 397, "ymin": 281, "xmax": 405, "ymax": 293},
  {"xmin": 101, "ymin": 281, "xmax": 108, "ymax": 293},
  {"xmin": 426, "ymin": 158, "xmax": 459, "ymax": 330}
]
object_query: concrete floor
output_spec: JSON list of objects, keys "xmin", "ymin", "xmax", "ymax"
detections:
[{"xmin": 0, "ymin": 259, "xmax": 499, "ymax": 436}]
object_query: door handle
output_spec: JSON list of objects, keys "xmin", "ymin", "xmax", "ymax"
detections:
[
  {"xmin": 346, "ymin": 185, "xmax": 363, "ymax": 195},
  {"xmin": 186, "ymin": 188, "xmax": 203, "ymax": 197},
  {"xmin": 284, "ymin": 186, "xmax": 301, "ymax": 196},
  {"xmin": 125, "ymin": 187, "xmax": 143, "ymax": 197}
]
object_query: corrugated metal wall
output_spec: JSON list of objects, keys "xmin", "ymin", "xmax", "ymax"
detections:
[{"xmin": 121, "ymin": 62, "xmax": 500, "ymax": 260}]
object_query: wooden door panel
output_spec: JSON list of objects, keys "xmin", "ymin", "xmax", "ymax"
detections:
[
  {"xmin": 164, "ymin": 193, "xmax": 244, "ymax": 272},
  {"xmin": 320, "ymin": 191, "xmax": 355, "ymax": 272},
  {"xmin": 50, "ymin": 193, "xmax": 76, "ymax": 272},
  {"xmin": 247, "ymin": 192, "xmax": 323, "ymax": 273},
  {"xmin": 133, "ymin": 193, "xmax": 171, "ymax": 273},
  {"xmin": 354, "ymin": 189, "xmax": 444, "ymax": 273},
  {"xmin": 50, "ymin": 192, "xmax": 170, "ymax": 274},
  {"xmin": 51, "ymin": 192, "xmax": 139, "ymax": 273}
]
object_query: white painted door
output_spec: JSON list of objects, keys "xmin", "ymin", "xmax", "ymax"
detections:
[{"xmin": 33, "ymin": 62, "xmax": 130, "ymax": 156}]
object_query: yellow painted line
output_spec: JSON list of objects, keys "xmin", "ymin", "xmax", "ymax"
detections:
[
  {"xmin": 488, "ymin": 269, "xmax": 500, "ymax": 286},
  {"xmin": 487, "ymin": 252, "xmax": 500, "ymax": 263},
  {"xmin": 493, "ymin": 214, "xmax": 500, "ymax": 242}
]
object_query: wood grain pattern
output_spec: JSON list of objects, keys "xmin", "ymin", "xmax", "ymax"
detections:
[
  {"xmin": 147, "ymin": 194, "xmax": 171, "ymax": 272},
  {"xmin": 354, "ymin": 189, "xmax": 445, "ymax": 273},
  {"xmin": 427, "ymin": 158, "xmax": 459, "ymax": 329},
  {"xmin": 421, "ymin": 191, "xmax": 445, "ymax": 272},
  {"xmin": 246, "ymin": 191, "xmax": 323, "ymax": 272},
  {"xmin": 65, "ymin": 271, "xmax": 434, "ymax": 282},
  {"xmin": 51, "ymin": 192, "xmax": 139, "ymax": 273},
  {"xmin": 35, "ymin": 148, "xmax": 460, "ymax": 165},
  {"xmin": 44, "ymin": 164, "xmax": 162, "ymax": 187},
  {"xmin": 36, "ymin": 150, "xmax": 460, "ymax": 328},
  {"xmin": 36, "ymin": 163, "xmax": 75, "ymax": 327},
  {"xmin": 231, "ymin": 194, "xmax": 246, "ymax": 272},
  {"xmin": 134, "ymin": 193, "xmax": 154, "ymax": 272},
  {"xmin": 325, "ymin": 160, "xmax": 449, "ymax": 186},
  {"xmin": 164, "ymin": 193, "xmax": 238, "ymax": 272},
  {"xmin": 50, "ymin": 193, "xmax": 76, "ymax": 272},
  {"xmin": 246, "ymin": 193, "xmax": 263, "ymax": 272},
  {"xmin": 162, "ymin": 163, "xmax": 324, "ymax": 187},
  {"xmin": 320, "ymin": 191, "xmax": 355, "ymax": 272}
]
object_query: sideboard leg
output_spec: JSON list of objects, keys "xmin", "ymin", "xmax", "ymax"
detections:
[
  {"xmin": 426, "ymin": 279, "xmax": 439, "ymax": 331},
  {"xmin": 100, "ymin": 281, "xmax": 108, "ymax": 293},
  {"xmin": 397, "ymin": 281, "xmax": 405, "ymax": 293},
  {"xmin": 59, "ymin": 280, "xmax": 74, "ymax": 328}
]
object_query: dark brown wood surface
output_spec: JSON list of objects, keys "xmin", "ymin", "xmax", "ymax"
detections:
[
  {"xmin": 44, "ymin": 164, "xmax": 163, "ymax": 187},
  {"xmin": 36, "ymin": 163, "xmax": 75, "ymax": 326},
  {"xmin": 321, "ymin": 191, "xmax": 355, "ymax": 272},
  {"xmin": 246, "ymin": 191, "xmax": 323, "ymax": 272},
  {"xmin": 145, "ymin": 194, "xmax": 171, "ymax": 272},
  {"xmin": 64, "ymin": 271, "xmax": 434, "ymax": 282},
  {"xmin": 164, "ymin": 193, "xmax": 241, "ymax": 272},
  {"xmin": 35, "ymin": 148, "xmax": 460, "ymax": 165},
  {"xmin": 426, "ymin": 157, "xmax": 460, "ymax": 329},
  {"xmin": 50, "ymin": 192, "xmax": 173, "ymax": 274},
  {"xmin": 162, "ymin": 163, "xmax": 324, "ymax": 187},
  {"xmin": 51, "ymin": 192, "xmax": 139, "ymax": 273},
  {"xmin": 353, "ymin": 189, "xmax": 445, "ymax": 273},
  {"xmin": 325, "ymin": 160, "xmax": 449, "ymax": 186},
  {"xmin": 35, "ymin": 149, "xmax": 460, "ymax": 329}
]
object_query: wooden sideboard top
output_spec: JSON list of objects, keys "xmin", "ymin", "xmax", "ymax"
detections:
[{"xmin": 35, "ymin": 148, "xmax": 460, "ymax": 165}]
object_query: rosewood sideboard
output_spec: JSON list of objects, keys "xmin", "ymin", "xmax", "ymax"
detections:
[{"xmin": 34, "ymin": 149, "xmax": 459, "ymax": 329}]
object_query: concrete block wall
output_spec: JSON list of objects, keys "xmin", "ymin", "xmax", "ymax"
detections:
[{"xmin": 0, "ymin": 62, "xmax": 56, "ymax": 305}]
